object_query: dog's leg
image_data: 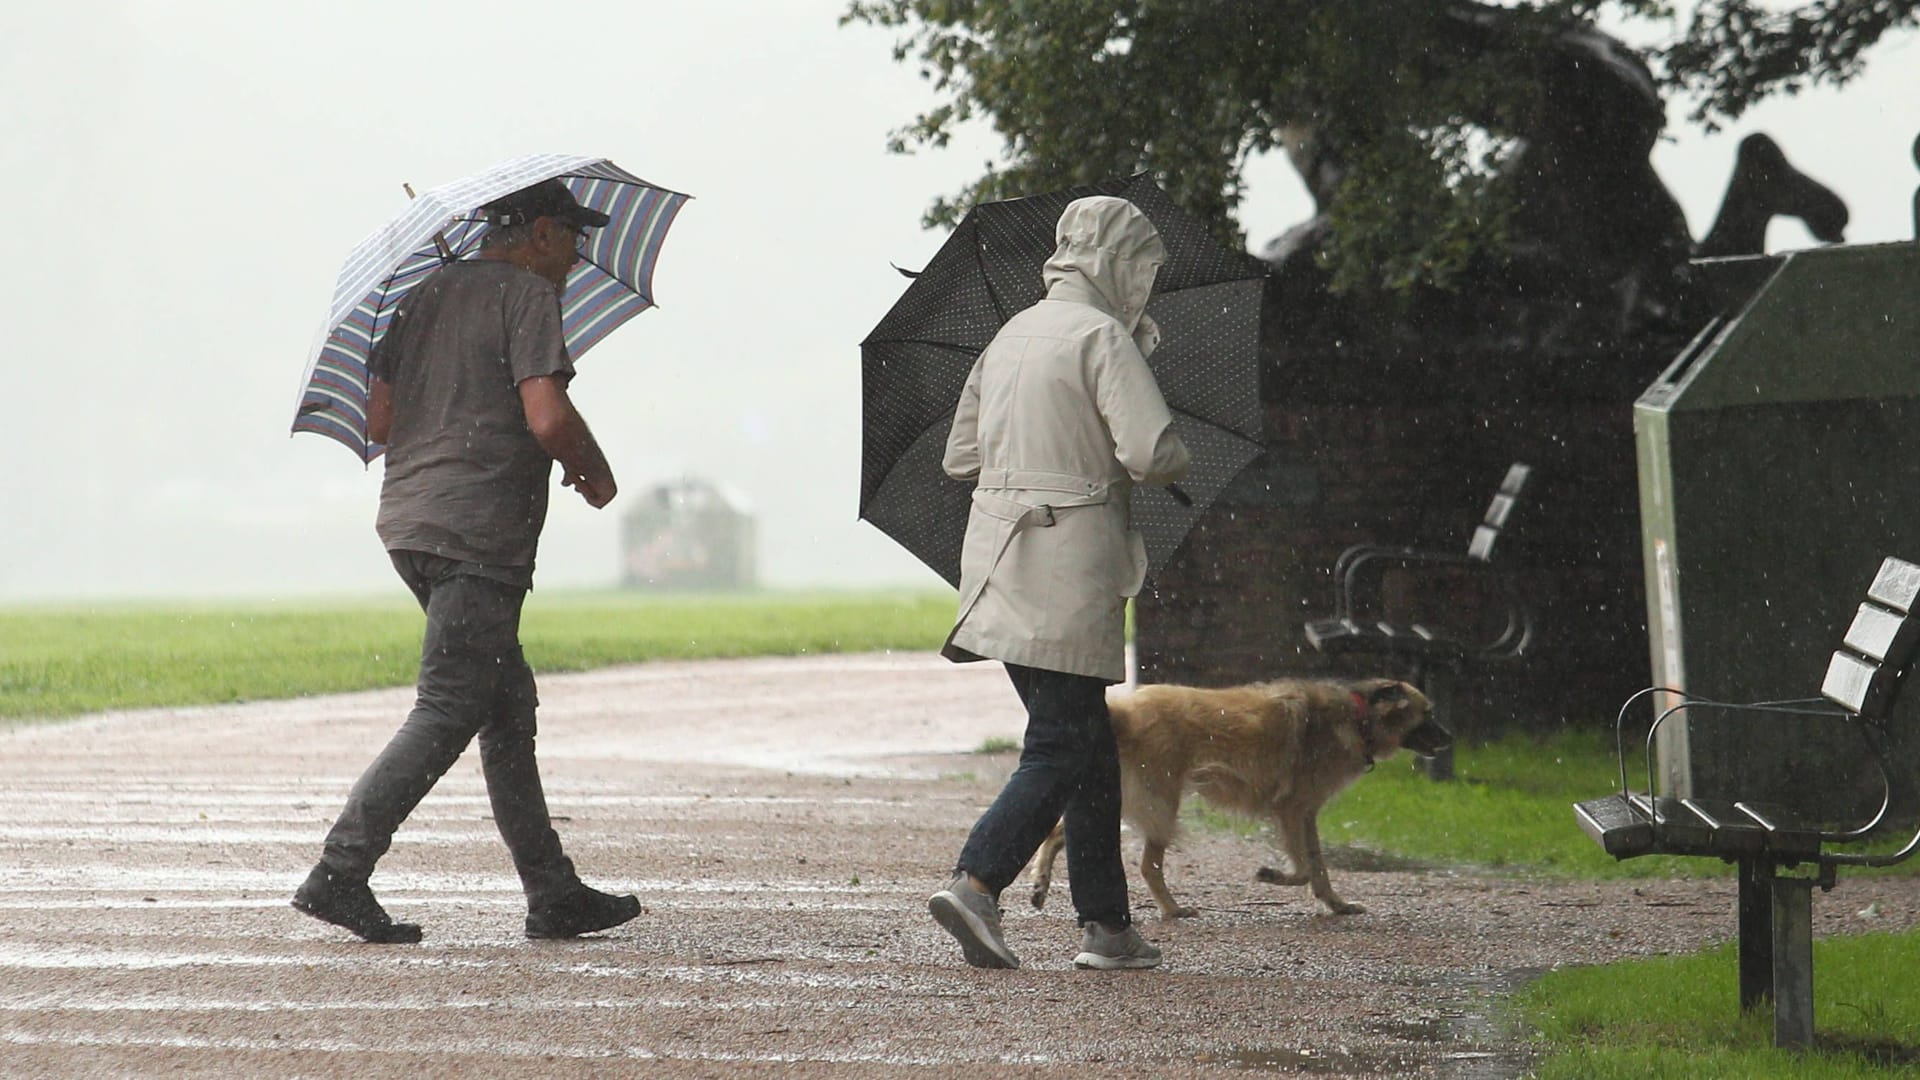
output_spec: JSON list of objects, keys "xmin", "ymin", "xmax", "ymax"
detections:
[
  {"xmin": 1253, "ymin": 862, "xmax": 1309, "ymax": 886},
  {"xmin": 1254, "ymin": 800, "xmax": 1312, "ymax": 887},
  {"xmin": 1255, "ymin": 804, "xmax": 1363, "ymax": 914},
  {"xmin": 1141, "ymin": 837, "xmax": 1197, "ymax": 919},
  {"xmin": 1029, "ymin": 821, "xmax": 1065, "ymax": 910},
  {"xmin": 1300, "ymin": 808, "xmax": 1364, "ymax": 915}
]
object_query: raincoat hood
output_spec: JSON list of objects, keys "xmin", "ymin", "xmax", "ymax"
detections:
[{"xmin": 1042, "ymin": 196, "xmax": 1167, "ymax": 340}]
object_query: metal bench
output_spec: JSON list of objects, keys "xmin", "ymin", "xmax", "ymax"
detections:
[
  {"xmin": 1574, "ymin": 555, "xmax": 1920, "ymax": 1047},
  {"xmin": 1303, "ymin": 462, "xmax": 1535, "ymax": 779}
]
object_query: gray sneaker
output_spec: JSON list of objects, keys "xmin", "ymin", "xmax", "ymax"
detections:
[
  {"xmin": 928, "ymin": 875, "xmax": 1020, "ymax": 969},
  {"xmin": 1073, "ymin": 921, "xmax": 1162, "ymax": 970}
]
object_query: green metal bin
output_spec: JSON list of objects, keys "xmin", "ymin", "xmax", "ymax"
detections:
[{"xmin": 1636, "ymin": 242, "xmax": 1920, "ymax": 818}]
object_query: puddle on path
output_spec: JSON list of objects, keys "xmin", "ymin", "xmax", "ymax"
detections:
[{"xmin": 1200, "ymin": 1044, "xmax": 1423, "ymax": 1074}]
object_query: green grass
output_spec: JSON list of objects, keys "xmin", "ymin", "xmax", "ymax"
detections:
[
  {"xmin": 1182, "ymin": 728, "xmax": 1917, "ymax": 880},
  {"xmin": 1286, "ymin": 731, "xmax": 1920, "ymax": 1073},
  {"xmin": 1270, "ymin": 729, "xmax": 1713, "ymax": 878},
  {"xmin": 1514, "ymin": 929, "xmax": 1920, "ymax": 1077},
  {"xmin": 0, "ymin": 590, "xmax": 952, "ymax": 722}
]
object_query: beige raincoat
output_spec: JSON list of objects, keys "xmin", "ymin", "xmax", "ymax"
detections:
[{"xmin": 941, "ymin": 196, "xmax": 1192, "ymax": 682}]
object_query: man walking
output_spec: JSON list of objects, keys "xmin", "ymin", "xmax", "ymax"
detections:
[
  {"xmin": 929, "ymin": 196, "xmax": 1190, "ymax": 970},
  {"xmin": 293, "ymin": 179, "xmax": 640, "ymax": 943}
]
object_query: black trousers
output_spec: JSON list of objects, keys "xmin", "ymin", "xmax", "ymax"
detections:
[
  {"xmin": 955, "ymin": 663, "xmax": 1130, "ymax": 928},
  {"xmin": 319, "ymin": 552, "xmax": 577, "ymax": 904}
]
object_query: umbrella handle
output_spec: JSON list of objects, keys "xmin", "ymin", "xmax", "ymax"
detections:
[{"xmin": 1166, "ymin": 483, "xmax": 1193, "ymax": 507}]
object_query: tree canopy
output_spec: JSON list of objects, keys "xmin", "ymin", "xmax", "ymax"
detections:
[{"xmin": 843, "ymin": 0, "xmax": 1918, "ymax": 294}]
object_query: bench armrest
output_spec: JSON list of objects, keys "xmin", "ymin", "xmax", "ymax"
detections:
[
  {"xmin": 1610, "ymin": 686, "xmax": 1688, "ymax": 796},
  {"xmin": 1330, "ymin": 542, "xmax": 1441, "ymax": 584},
  {"xmin": 1329, "ymin": 546, "xmax": 1532, "ymax": 658},
  {"xmin": 1332, "ymin": 547, "xmax": 1479, "ymax": 619},
  {"xmin": 1642, "ymin": 698, "xmax": 1892, "ymax": 845}
]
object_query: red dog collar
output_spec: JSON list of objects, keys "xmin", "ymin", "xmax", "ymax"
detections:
[{"xmin": 1352, "ymin": 690, "xmax": 1378, "ymax": 771}]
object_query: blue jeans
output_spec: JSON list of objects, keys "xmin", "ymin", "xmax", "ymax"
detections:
[
  {"xmin": 319, "ymin": 552, "xmax": 577, "ymax": 903},
  {"xmin": 955, "ymin": 663, "xmax": 1130, "ymax": 928}
]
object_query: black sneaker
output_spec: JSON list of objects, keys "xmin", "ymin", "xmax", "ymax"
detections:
[
  {"xmin": 291, "ymin": 864, "xmax": 422, "ymax": 944},
  {"xmin": 525, "ymin": 884, "xmax": 643, "ymax": 939}
]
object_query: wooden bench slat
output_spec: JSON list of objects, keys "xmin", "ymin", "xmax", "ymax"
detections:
[
  {"xmin": 1467, "ymin": 524, "xmax": 1499, "ymax": 562},
  {"xmin": 1821, "ymin": 650, "xmax": 1893, "ymax": 716},
  {"xmin": 1733, "ymin": 801, "xmax": 1826, "ymax": 858},
  {"xmin": 1483, "ymin": 493, "xmax": 1518, "ymax": 530},
  {"xmin": 1574, "ymin": 795, "xmax": 1654, "ymax": 858},
  {"xmin": 1600, "ymin": 794, "xmax": 1770, "ymax": 857},
  {"xmin": 1302, "ymin": 617, "xmax": 1470, "ymax": 661},
  {"xmin": 1627, "ymin": 794, "xmax": 1722, "ymax": 853},
  {"xmin": 1840, "ymin": 604, "xmax": 1918, "ymax": 665},
  {"xmin": 1677, "ymin": 798, "xmax": 1770, "ymax": 854},
  {"xmin": 1867, "ymin": 557, "xmax": 1920, "ymax": 614}
]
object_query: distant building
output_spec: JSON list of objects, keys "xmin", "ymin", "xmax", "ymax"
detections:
[{"xmin": 620, "ymin": 478, "xmax": 757, "ymax": 590}]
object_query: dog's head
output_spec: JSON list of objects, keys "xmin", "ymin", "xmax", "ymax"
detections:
[{"xmin": 1356, "ymin": 679, "xmax": 1452, "ymax": 759}]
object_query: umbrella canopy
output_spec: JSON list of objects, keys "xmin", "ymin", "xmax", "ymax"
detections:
[
  {"xmin": 859, "ymin": 175, "xmax": 1268, "ymax": 588},
  {"xmin": 293, "ymin": 154, "xmax": 690, "ymax": 461}
]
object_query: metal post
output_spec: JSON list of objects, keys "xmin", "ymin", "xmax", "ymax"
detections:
[
  {"xmin": 1418, "ymin": 665, "xmax": 1456, "ymax": 782},
  {"xmin": 1736, "ymin": 858, "xmax": 1773, "ymax": 1012},
  {"xmin": 1771, "ymin": 876, "xmax": 1815, "ymax": 1047}
]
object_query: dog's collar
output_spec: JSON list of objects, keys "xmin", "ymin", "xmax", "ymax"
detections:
[{"xmin": 1351, "ymin": 690, "xmax": 1377, "ymax": 772}]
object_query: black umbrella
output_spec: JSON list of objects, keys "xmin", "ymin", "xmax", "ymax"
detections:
[{"xmin": 859, "ymin": 174, "xmax": 1268, "ymax": 587}]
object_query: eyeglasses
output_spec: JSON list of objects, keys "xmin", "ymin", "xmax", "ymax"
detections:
[{"xmin": 542, "ymin": 218, "xmax": 591, "ymax": 250}]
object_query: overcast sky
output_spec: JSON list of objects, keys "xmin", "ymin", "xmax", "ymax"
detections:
[{"xmin": 4, "ymin": 2, "xmax": 1916, "ymax": 603}]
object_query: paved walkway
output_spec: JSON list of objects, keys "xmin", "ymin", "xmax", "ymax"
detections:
[{"xmin": 2, "ymin": 652, "xmax": 1916, "ymax": 1077}]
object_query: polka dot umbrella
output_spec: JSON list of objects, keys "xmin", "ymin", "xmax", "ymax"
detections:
[{"xmin": 858, "ymin": 174, "xmax": 1269, "ymax": 587}]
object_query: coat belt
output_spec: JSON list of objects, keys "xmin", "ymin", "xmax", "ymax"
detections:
[
  {"xmin": 947, "ymin": 484, "xmax": 1113, "ymax": 646},
  {"xmin": 975, "ymin": 467, "xmax": 1107, "ymax": 495},
  {"xmin": 968, "ymin": 487, "xmax": 1108, "ymax": 527}
]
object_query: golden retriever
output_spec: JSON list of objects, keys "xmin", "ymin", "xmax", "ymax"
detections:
[{"xmin": 1029, "ymin": 677, "xmax": 1448, "ymax": 919}]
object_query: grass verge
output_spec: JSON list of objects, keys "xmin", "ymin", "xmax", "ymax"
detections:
[
  {"xmin": 1287, "ymin": 731, "xmax": 1920, "ymax": 1072},
  {"xmin": 1189, "ymin": 728, "xmax": 1713, "ymax": 879},
  {"xmin": 1514, "ymin": 929, "xmax": 1920, "ymax": 1077},
  {"xmin": 0, "ymin": 590, "xmax": 951, "ymax": 722},
  {"xmin": 1293, "ymin": 729, "xmax": 1915, "ymax": 880}
]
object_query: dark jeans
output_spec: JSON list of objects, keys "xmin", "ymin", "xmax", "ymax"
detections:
[
  {"xmin": 319, "ymin": 551, "xmax": 577, "ymax": 904},
  {"xmin": 955, "ymin": 663, "xmax": 1129, "ymax": 928}
]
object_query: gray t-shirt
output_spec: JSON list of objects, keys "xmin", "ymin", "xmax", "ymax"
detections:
[{"xmin": 369, "ymin": 260, "xmax": 574, "ymax": 573}]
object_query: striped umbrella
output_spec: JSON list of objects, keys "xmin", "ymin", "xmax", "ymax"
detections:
[{"xmin": 293, "ymin": 153, "xmax": 691, "ymax": 461}]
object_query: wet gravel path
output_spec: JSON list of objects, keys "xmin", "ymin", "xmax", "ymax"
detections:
[{"xmin": 3, "ymin": 651, "xmax": 1918, "ymax": 1078}]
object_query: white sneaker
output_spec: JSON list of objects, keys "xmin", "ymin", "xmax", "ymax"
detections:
[
  {"xmin": 928, "ymin": 875, "xmax": 1020, "ymax": 969},
  {"xmin": 1073, "ymin": 921, "xmax": 1162, "ymax": 970}
]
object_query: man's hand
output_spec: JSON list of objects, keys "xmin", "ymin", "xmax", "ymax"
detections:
[{"xmin": 562, "ymin": 469, "xmax": 616, "ymax": 508}]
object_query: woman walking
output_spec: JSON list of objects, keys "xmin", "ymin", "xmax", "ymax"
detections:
[{"xmin": 928, "ymin": 195, "xmax": 1190, "ymax": 970}]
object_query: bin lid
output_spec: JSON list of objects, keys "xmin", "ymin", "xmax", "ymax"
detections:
[{"xmin": 1641, "ymin": 242, "xmax": 1920, "ymax": 414}]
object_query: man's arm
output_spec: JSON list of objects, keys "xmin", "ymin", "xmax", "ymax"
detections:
[
  {"xmin": 518, "ymin": 375, "xmax": 618, "ymax": 508},
  {"xmin": 366, "ymin": 378, "xmax": 394, "ymax": 447}
]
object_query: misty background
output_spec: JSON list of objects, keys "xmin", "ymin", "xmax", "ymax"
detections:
[{"xmin": 4, "ymin": 2, "xmax": 1916, "ymax": 602}]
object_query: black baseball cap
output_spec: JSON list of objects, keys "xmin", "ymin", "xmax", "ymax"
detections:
[{"xmin": 482, "ymin": 178, "xmax": 611, "ymax": 229}]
